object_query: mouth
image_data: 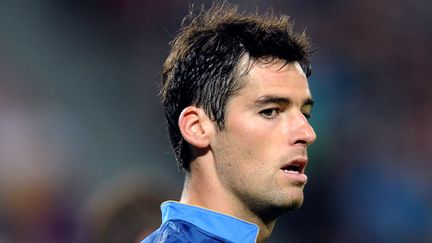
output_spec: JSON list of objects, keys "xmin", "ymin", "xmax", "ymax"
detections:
[
  {"xmin": 280, "ymin": 158, "xmax": 308, "ymax": 184},
  {"xmin": 280, "ymin": 158, "xmax": 307, "ymax": 175}
]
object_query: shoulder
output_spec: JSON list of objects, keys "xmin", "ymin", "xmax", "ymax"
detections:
[{"xmin": 141, "ymin": 219, "xmax": 229, "ymax": 243}]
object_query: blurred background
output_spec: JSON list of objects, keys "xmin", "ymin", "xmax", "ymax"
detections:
[{"xmin": 0, "ymin": 0, "xmax": 431, "ymax": 242}]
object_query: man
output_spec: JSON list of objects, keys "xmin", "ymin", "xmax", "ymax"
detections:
[{"xmin": 143, "ymin": 3, "xmax": 316, "ymax": 243}]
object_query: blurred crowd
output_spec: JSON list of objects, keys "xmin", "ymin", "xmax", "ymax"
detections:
[{"xmin": 0, "ymin": 0, "xmax": 431, "ymax": 242}]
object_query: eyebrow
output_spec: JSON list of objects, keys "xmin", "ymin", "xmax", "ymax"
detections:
[{"xmin": 254, "ymin": 96, "xmax": 314, "ymax": 107}]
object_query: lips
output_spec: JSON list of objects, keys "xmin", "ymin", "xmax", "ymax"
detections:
[
  {"xmin": 280, "ymin": 158, "xmax": 307, "ymax": 175},
  {"xmin": 280, "ymin": 158, "xmax": 308, "ymax": 185}
]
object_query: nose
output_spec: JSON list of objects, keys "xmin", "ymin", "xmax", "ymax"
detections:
[{"xmin": 290, "ymin": 112, "xmax": 316, "ymax": 146}]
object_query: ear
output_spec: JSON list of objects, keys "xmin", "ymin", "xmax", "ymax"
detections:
[{"xmin": 178, "ymin": 106, "xmax": 213, "ymax": 148}]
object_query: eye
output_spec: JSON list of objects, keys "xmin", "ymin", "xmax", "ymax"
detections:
[
  {"xmin": 301, "ymin": 103, "xmax": 313, "ymax": 120},
  {"xmin": 260, "ymin": 108, "xmax": 280, "ymax": 119}
]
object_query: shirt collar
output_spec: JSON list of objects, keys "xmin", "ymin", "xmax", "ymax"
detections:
[{"xmin": 161, "ymin": 201, "xmax": 259, "ymax": 243}]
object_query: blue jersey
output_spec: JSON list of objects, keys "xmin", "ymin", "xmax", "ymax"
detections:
[{"xmin": 142, "ymin": 201, "xmax": 259, "ymax": 243}]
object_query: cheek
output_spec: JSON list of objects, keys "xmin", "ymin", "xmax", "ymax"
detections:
[
  {"xmin": 227, "ymin": 117, "xmax": 278, "ymax": 161},
  {"xmin": 228, "ymin": 114, "xmax": 268, "ymax": 140}
]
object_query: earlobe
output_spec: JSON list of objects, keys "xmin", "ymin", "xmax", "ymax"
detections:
[{"xmin": 178, "ymin": 106, "xmax": 212, "ymax": 148}]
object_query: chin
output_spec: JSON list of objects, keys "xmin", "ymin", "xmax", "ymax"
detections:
[
  {"xmin": 260, "ymin": 198, "xmax": 304, "ymax": 221},
  {"xmin": 282, "ymin": 192, "xmax": 304, "ymax": 211},
  {"xmin": 287, "ymin": 198, "xmax": 304, "ymax": 210},
  {"xmin": 272, "ymin": 193, "xmax": 304, "ymax": 212}
]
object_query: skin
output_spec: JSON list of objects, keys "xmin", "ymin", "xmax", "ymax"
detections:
[{"xmin": 180, "ymin": 59, "xmax": 316, "ymax": 242}]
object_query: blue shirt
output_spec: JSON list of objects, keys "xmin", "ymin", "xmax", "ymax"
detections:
[{"xmin": 142, "ymin": 201, "xmax": 259, "ymax": 243}]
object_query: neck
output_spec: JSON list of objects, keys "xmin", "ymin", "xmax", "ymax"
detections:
[{"xmin": 180, "ymin": 156, "xmax": 276, "ymax": 242}]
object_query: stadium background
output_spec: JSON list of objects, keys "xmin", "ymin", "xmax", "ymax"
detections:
[{"xmin": 0, "ymin": 0, "xmax": 430, "ymax": 242}]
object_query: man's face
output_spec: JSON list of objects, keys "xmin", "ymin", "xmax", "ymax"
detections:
[{"xmin": 211, "ymin": 60, "xmax": 316, "ymax": 217}]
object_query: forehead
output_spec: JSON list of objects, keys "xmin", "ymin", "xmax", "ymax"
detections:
[{"xmin": 234, "ymin": 58, "xmax": 311, "ymax": 100}]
